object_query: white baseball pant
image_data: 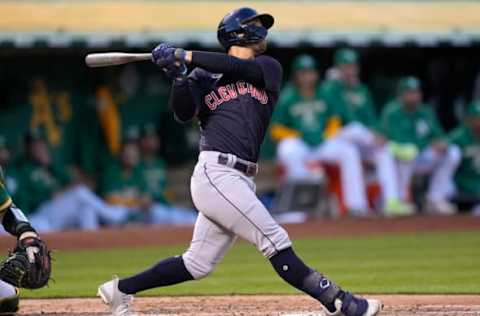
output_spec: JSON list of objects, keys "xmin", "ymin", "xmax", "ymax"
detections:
[{"xmin": 183, "ymin": 151, "xmax": 292, "ymax": 279}]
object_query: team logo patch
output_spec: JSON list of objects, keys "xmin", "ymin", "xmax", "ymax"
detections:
[{"xmin": 320, "ymin": 278, "xmax": 330, "ymax": 289}]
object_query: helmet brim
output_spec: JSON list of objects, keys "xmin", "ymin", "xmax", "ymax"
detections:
[{"xmin": 243, "ymin": 13, "xmax": 274, "ymax": 29}]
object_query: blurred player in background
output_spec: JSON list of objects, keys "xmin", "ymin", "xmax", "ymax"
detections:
[
  {"xmin": 101, "ymin": 133, "xmax": 195, "ymax": 225},
  {"xmin": 139, "ymin": 124, "xmax": 167, "ymax": 205},
  {"xmin": 18, "ymin": 132, "xmax": 128, "ymax": 232},
  {"xmin": 447, "ymin": 100, "xmax": 480, "ymax": 215},
  {"xmin": 320, "ymin": 49, "xmax": 412, "ymax": 216},
  {"xmin": 101, "ymin": 137, "xmax": 151, "ymax": 217},
  {"xmin": 138, "ymin": 124, "xmax": 196, "ymax": 224},
  {"xmin": 380, "ymin": 76, "xmax": 460, "ymax": 214},
  {"xmin": 0, "ymin": 136, "xmax": 18, "ymax": 199},
  {"xmin": 271, "ymin": 54, "xmax": 369, "ymax": 216}
]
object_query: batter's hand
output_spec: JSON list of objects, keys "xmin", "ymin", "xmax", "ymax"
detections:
[
  {"xmin": 152, "ymin": 43, "xmax": 176, "ymax": 68},
  {"xmin": 152, "ymin": 43, "xmax": 187, "ymax": 80}
]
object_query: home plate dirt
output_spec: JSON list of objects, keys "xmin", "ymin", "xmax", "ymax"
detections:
[{"xmin": 16, "ymin": 295, "xmax": 480, "ymax": 315}]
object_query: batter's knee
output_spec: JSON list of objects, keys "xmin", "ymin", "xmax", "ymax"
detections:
[
  {"xmin": 261, "ymin": 226, "xmax": 292, "ymax": 259},
  {"xmin": 182, "ymin": 251, "xmax": 216, "ymax": 280}
]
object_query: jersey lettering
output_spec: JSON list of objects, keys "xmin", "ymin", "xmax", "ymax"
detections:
[{"xmin": 203, "ymin": 80, "xmax": 268, "ymax": 110}]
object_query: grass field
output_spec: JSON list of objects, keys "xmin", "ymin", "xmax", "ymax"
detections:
[{"xmin": 25, "ymin": 230, "xmax": 480, "ymax": 299}]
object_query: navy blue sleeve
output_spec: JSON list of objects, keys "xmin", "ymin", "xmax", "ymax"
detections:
[
  {"xmin": 169, "ymin": 77, "xmax": 200, "ymax": 123},
  {"xmin": 191, "ymin": 51, "xmax": 264, "ymax": 86},
  {"xmin": 255, "ymin": 55, "xmax": 283, "ymax": 92}
]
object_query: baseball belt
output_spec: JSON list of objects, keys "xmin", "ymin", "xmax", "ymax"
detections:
[{"xmin": 218, "ymin": 153, "xmax": 258, "ymax": 177}]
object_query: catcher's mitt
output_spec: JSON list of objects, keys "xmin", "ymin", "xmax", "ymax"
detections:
[{"xmin": 0, "ymin": 236, "xmax": 51, "ymax": 289}]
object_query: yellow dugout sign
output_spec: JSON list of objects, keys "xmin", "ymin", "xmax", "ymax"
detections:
[{"xmin": 0, "ymin": 1, "xmax": 479, "ymax": 33}]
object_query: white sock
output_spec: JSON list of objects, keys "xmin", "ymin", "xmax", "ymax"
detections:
[{"xmin": 0, "ymin": 280, "xmax": 16, "ymax": 297}]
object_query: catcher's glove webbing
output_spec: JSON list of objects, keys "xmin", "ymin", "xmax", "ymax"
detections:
[{"xmin": 0, "ymin": 236, "xmax": 51, "ymax": 289}]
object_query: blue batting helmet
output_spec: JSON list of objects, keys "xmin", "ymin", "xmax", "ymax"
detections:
[{"xmin": 217, "ymin": 7, "xmax": 274, "ymax": 50}]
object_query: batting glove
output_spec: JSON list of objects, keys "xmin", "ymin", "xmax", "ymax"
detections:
[
  {"xmin": 152, "ymin": 43, "xmax": 176, "ymax": 68},
  {"xmin": 152, "ymin": 43, "xmax": 187, "ymax": 80}
]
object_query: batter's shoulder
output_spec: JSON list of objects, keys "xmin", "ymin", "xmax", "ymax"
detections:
[
  {"xmin": 255, "ymin": 55, "xmax": 283, "ymax": 92},
  {"xmin": 255, "ymin": 55, "xmax": 283, "ymax": 74},
  {"xmin": 256, "ymin": 54, "xmax": 282, "ymax": 66}
]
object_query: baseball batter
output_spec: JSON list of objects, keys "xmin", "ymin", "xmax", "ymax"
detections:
[{"xmin": 98, "ymin": 7, "xmax": 382, "ymax": 316}]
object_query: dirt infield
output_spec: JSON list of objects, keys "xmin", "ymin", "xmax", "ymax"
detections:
[{"xmin": 17, "ymin": 295, "xmax": 480, "ymax": 315}]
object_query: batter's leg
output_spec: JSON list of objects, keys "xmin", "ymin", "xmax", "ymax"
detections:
[
  {"xmin": 182, "ymin": 213, "xmax": 237, "ymax": 279},
  {"xmin": 117, "ymin": 213, "xmax": 235, "ymax": 294},
  {"xmin": 192, "ymin": 161, "xmax": 292, "ymax": 258},
  {"xmin": 192, "ymin": 161, "xmax": 380, "ymax": 315}
]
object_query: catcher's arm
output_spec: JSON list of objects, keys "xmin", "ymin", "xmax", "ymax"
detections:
[
  {"xmin": 0, "ymin": 203, "xmax": 52, "ymax": 289},
  {"xmin": 1, "ymin": 203, "xmax": 37, "ymax": 239}
]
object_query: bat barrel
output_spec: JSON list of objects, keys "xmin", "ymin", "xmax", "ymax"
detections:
[{"xmin": 85, "ymin": 52, "xmax": 152, "ymax": 67}]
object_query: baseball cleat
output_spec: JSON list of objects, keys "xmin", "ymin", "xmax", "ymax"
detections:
[
  {"xmin": 362, "ymin": 299, "xmax": 383, "ymax": 316},
  {"xmin": 0, "ymin": 288, "xmax": 19, "ymax": 315},
  {"xmin": 97, "ymin": 277, "xmax": 137, "ymax": 316},
  {"xmin": 321, "ymin": 298, "xmax": 383, "ymax": 316}
]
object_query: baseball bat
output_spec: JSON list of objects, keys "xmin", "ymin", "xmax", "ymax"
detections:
[{"xmin": 85, "ymin": 52, "xmax": 152, "ymax": 68}]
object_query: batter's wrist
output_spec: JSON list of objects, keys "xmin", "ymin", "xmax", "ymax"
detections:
[
  {"xmin": 185, "ymin": 51, "xmax": 192, "ymax": 63},
  {"xmin": 174, "ymin": 48, "xmax": 192, "ymax": 64}
]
